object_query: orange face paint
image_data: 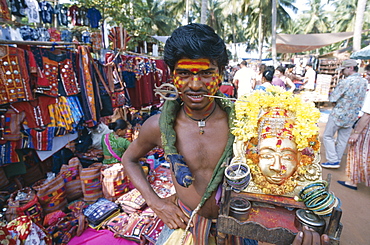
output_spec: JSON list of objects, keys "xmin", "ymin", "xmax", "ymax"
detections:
[
  {"xmin": 177, "ymin": 58, "xmax": 211, "ymax": 72},
  {"xmin": 174, "ymin": 58, "xmax": 221, "ymax": 95},
  {"xmin": 205, "ymin": 74, "xmax": 222, "ymax": 95}
]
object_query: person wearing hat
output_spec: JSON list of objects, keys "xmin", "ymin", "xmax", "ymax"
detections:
[
  {"xmin": 338, "ymin": 64, "xmax": 370, "ymax": 189},
  {"xmin": 321, "ymin": 59, "xmax": 368, "ymax": 169}
]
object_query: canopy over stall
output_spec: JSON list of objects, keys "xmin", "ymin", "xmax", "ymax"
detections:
[
  {"xmin": 350, "ymin": 45, "xmax": 370, "ymax": 59},
  {"xmin": 276, "ymin": 32, "xmax": 358, "ymax": 53}
]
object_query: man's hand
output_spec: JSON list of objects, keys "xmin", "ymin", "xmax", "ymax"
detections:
[
  {"xmin": 150, "ymin": 195, "xmax": 190, "ymax": 230},
  {"xmin": 348, "ymin": 133, "xmax": 360, "ymax": 144},
  {"xmin": 292, "ymin": 226, "xmax": 330, "ymax": 245}
]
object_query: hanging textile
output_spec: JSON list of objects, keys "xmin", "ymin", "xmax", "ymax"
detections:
[
  {"xmin": 0, "ymin": 140, "xmax": 21, "ymax": 166},
  {"xmin": 10, "ymin": 95, "xmax": 57, "ymax": 129},
  {"xmin": 0, "ymin": 0, "xmax": 11, "ymax": 20},
  {"xmin": 65, "ymin": 95, "xmax": 84, "ymax": 129},
  {"xmin": 120, "ymin": 55, "xmax": 161, "ymax": 109},
  {"xmin": 31, "ymin": 47, "xmax": 79, "ymax": 97},
  {"xmin": 22, "ymin": 127, "xmax": 56, "ymax": 151},
  {"xmin": 0, "ymin": 46, "xmax": 36, "ymax": 105},
  {"xmin": 48, "ymin": 96, "xmax": 75, "ymax": 133},
  {"xmin": 77, "ymin": 46, "xmax": 98, "ymax": 127},
  {"xmin": 0, "ymin": 108, "xmax": 25, "ymax": 144}
]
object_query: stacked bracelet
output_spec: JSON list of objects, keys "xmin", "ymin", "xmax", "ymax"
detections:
[{"xmin": 296, "ymin": 181, "xmax": 340, "ymax": 216}]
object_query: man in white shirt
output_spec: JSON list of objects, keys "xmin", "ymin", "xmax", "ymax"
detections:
[
  {"xmin": 232, "ymin": 60, "xmax": 256, "ymax": 98},
  {"xmin": 303, "ymin": 63, "xmax": 316, "ymax": 91}
]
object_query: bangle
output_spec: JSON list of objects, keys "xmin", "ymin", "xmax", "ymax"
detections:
[
  {"xmin": 301, "ymin": 185, "xmax": 327, "ymax": 200},
  {"xmin": 310, "ymin": 193, "xmax": 335, "ymax": 211},
  {"xmin": 298, "ymin": 180, "xmax": 328, "ymax": 199},
  {"xmin": 305, "ymin": 191, "xmax": 330, "ymax": 208}
]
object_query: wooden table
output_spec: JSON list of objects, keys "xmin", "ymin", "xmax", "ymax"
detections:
[{"xmin": 217, "ymin": 183, "xmax": 342, "ymax": 245}]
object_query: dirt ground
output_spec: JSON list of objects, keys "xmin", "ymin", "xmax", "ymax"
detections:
[
  {"xmin": 260, "ymin": 106, "xmax": 370, "ymax": 244},
  {"xmin": 315, "ymin": 121, "xmax": 370, "ymax": 245}
]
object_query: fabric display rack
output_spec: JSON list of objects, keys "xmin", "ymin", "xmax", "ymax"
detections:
[
  {"xmin": 0, "ymin": 0, "xmax": 175, "ymax": 243},
  {"xmin": 0, "ymin": 0, "xmax": 172, "ymax": 241}
]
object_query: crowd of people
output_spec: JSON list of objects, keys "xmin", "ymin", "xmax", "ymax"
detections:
[
  {"xmin": 219, "ymin": 59, "xmax": 320, "ymax": 98},
  {"xmin": 321, "ymin": 62, "xmax": 370, "ymax": 191}
]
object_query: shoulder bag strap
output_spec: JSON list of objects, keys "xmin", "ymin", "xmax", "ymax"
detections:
[{"xmin": 86, "ymin": 49, "xmax": 113, "ymax": 94}]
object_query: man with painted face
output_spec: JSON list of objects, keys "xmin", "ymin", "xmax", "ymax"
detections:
[{"xmin": 121, "ymin": 23, "xmax": 329, "ymax": 245}]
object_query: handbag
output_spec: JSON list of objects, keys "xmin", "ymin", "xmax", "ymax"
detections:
[
  {"xmin": 107, "ymin": 64, "xmax": 127, "ymax": 108},
  {"xmin": 32, "ymin": 173, "xmax": 67, "ymax": 214},
  {"xmin": 101, "ymin": 163, "xmax": 131, "ymax": 201},
  {"xmin": 5, "ymin": 187, "xmax": 43, "ymax": 224},
  {"xmin": 88, "ymin": 51, "xmax": 126, "ymax": 109},
  {"xmin": 80, "ymin": 162, "xmax": 103, "ymax": 202},
  {"xmin": 111, "ymin": 89, "xmax": 126, "ymax": 108},
  {"xmin": 83, "ymin": 197, "xmax": 120, "ymax": 228},
  {"xmin": 60, "ymin": 157, "xmax": 83, "ymax": 202}
]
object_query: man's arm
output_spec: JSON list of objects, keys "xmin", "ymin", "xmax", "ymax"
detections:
[
  {"xmin": 285, "ymin": 77, "xmax": 296, "ymax": 92},
  {"xmin": 121, "ymin": 115, "xmax": 189, "ymax": 229},
  {"xmin": 233, "ymin": 78, "xmax": 239, "ymax": 90}
]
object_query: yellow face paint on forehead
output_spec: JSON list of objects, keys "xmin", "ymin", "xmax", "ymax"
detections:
[{"xmin": 177, "ymin": 58, "xmax": 211, "ymax": 73}]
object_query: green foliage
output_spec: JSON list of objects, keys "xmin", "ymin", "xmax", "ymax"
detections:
[{"xmin": 74, "ymin": 0, "xmax": 370, "ymax": 57}]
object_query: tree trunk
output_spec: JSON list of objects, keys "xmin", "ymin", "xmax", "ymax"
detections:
[
  {"xmin": 271, "ymin": 0, "xmax": 277, "ymax": 66},
  {"xmin": 201, "ymin": 0, "xmax": 207, "ymax": 24},
  {"xmin": 186, "ymin": 0, "xmax": 190, "ymax": 24},
  {"xmin": 258, "ymin": 11, "xmax": 263, "ymax": 62},
  {"xmin": 353, "ymin": 0, "xmax": 367, "ymax": 52}
]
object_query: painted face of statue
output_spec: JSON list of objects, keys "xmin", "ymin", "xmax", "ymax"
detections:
[
  {"xmin": 256, "ymin": 108, "xmax": 300, "ymax": 185},
  {"xmin": 258, "ymin": 137, "xmax": 299, "ymax": 185}
]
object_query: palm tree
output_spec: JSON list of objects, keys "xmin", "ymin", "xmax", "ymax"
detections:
[
  {"xmin": 332, "ymin": 0, "xmax": 358, "ymax": 32},
  {"xmin": 299, "ymin": 0, "xmax": 330, "ymax": 34},
  {"xmin": 133, "ymin": 0, "xmax": 178, "ymax": 36},
  {"xmin": 239, "ymin": 0, "xmax": 297, "ymax": 60}
]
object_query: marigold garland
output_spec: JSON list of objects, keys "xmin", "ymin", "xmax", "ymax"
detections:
[
  {"xmin": 233, "ymin": 86, "xmax": 321, "ymax": 195},
  {"xmin": 232, "ymin": 86, "xmax": 321, "ymax": 152}
]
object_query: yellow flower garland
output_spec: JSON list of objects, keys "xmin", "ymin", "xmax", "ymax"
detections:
[{"xmin": 232, "ymin": 86, "xmax": 321, "ymax": 152}]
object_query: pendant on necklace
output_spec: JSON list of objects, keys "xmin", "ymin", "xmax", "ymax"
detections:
[{"xmin": 198, "ymin": 121, "xmax": 206, "ymax": 135}]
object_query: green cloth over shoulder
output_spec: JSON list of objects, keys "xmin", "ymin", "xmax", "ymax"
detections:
[{"xmin": 159, "ymin": 91, "xmax": 235, "ymax": 207}]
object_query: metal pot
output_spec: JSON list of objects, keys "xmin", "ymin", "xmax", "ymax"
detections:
[{"xmin": 294, "ymin": 209, "xmax": 326, "ymax": 235}]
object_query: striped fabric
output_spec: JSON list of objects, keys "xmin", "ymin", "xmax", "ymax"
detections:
[
  {"xmin": 177, "ymin": 199, "xmax": 245, "ymax": 245},
  {"xmin": 33, "ymin": 173, "xmax": 67, "ymax": 214},
  {"xmin": 23, "ymin": 127, "xmax": 56, "ymax": 151},
  {"xmin": 346, "ymin": 123, "xmax": 370, "ymax": 186},
  {"xmin": 80, "ymin": 162, "xmax": 103, "ymax": 202},
  {"xmin": 60, "ymin": 157, "xmax": 83, "ymax": 202}
]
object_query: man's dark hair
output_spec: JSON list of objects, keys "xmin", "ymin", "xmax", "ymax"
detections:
[
  {"xmin": 240, "ymin": 60, "xmax": 247, "ymax": 66},
  {"xmin": 276, "ymin": 65, "xmax": 286, "ymax": 74},
  {"xmin": 365, "ymin": 64, "xmax": 370, "ymax": 71},
  {"xmin": 108, "ymin": 119, "xmax": 128, "ymax": 131},
  {"xmin": 263, "ymin": 66, "xmax": 275, "ymax": 82},
  {"xmin": 164, "ymin": 23, "xmax": 228, "ymax": 73}
]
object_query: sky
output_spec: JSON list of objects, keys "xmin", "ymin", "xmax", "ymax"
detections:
[{"xmin": 288, "ymin": 0, "xmax": 334, "ymax": 19}]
